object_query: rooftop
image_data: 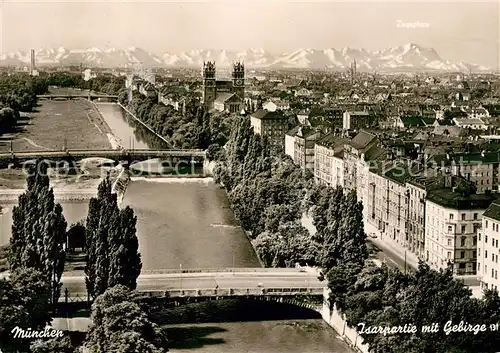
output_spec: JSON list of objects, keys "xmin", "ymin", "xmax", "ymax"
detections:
[
  {"xmin": 316, "ymin": 133, "xmax": 348, "ymax": 149},
  {"xmin": 483, "ymin": 201, "xmax": 500, "ymax": 221},
  {"xmin": 286, "ymin": 125, "xmax": 301, "ymax": 137},
  {"xmin": 296, "ymin": 126, "xmax": 321, "ymax": 139},
  {"xmin": 346, "ymin": 111, "xmax": 370, "ymax": 116},
  {"xmin": 349, "ymin": 131, "xmax": 377, "ymax": 150},
  {"xmin": 214, "ymin": 92, "xmax": 235, "ymax": 103},
  {"xmin": 400, "ymin": 116, "xmax": 425, "ymax": 127},
  {"xmin": 453, "ymin": 118, "xmax": 486, "ymax": 125},
  {"xmin": 426, "ymin": 188, "xmax": 498, "ymax": 210},
  {"xmin": 251, "ymin": 109, "xmax": 287, "ymax": 120},
  {"xmin": 451, "ymin": 152, "xmax": 500, "ymax": 165}
]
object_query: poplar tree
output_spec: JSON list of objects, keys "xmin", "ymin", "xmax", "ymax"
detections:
[
  {"xmin": 85, "ymin": 176, "xmax": 142, "ymax": 299},
  {"xmin": 336, "ymin": 190, "xmax": 368, "ymax": 267},
  {"xmin": 9, "ymin": 161, "xmax": 67, "ymax": 306},
  {"xmin": 108, "ymin": 206, "xmax": 142, "ymax": 290}
]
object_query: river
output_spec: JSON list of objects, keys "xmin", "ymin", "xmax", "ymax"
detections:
[
  {"xmin": 1, "ymin": 98, "xmax": 354, "ymax": 353},
  {"xmin": 96, "ymin": 103, "xmax": 354, "ymax": 353}
]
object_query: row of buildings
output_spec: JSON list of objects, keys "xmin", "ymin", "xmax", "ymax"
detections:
[
  {"xmin": 247, "ymin": 101, "xmax": 500, "ymax": 292},
  {"xmin": 306, "ymin": 129, "xmax": 500, "ymax": 292}
]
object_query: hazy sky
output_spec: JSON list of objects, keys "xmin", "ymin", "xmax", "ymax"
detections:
[{"xmin": 0, "ymin": 0, "xmax": 499, "ymax": 67}]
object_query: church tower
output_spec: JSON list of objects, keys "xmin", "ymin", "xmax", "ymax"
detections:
[
  {"xmin": 203, "ymin": 61, "xmax": 216, "ymax": 109},
  {"xmin": 232, "ymin": 62, "xmax": 245, "ymax": 100}
]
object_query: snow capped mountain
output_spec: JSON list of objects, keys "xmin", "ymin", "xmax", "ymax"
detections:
[
  {"xmin": 0, "ymin": 44, "xmax": 491, "ymax": 72},
  {"xmin": 0, "ymin": 47, "xmax": 165, "ymax": 68}
]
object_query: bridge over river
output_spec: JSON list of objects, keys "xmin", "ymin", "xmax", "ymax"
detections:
[
  {"xmin": 59, "ymin": 268, "xmax": 325, "ymax": 302},
  {"xmin": 0, "ymin": 148, "xmax": 206, "ymax": 168},
  {"xmin": 38, "ymin": 94, "xmax": 118, "ymax": 101}
]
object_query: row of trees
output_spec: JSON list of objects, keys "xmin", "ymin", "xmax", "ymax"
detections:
[
  {"xmin": 129, "ymin": 95, "xmax": 201, "ymax": 149},
  {"xmin": 43, "ymin": 72, "xmax": 126, "ymax": 95},
  {"xmin": 327, "ymin": 261, "xmax": 500, "ymax": 352},
  {"xmin": 0, "ymin": 162, "xmax": 161, "ymax": 352},
  {"xmin": 0, "ymin": 73, "xmax": 46, "ymax": 133},
  {"xmin": 128, "ymin": 94, "xmax": 238, "ymax": 150},
  {"xmin": 84, "ymin": 176, "xmax": 142, "ymax": 299},
  {"xmin": 308, "ymin": 172, "xmax": 500, "ymax": 352},
  {"xmin": 212, "ymin": 116, "xmax": 500, "ymax": 352},
  {"xmin": 212, "ymin": 117, "xmax": 366, "ymax": 269},
  {"xmin": 2, "ymin": 162, "xmax": 70, "ymax": 352}
]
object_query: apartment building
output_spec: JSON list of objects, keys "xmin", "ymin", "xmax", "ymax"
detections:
[
  {"xmin": 293, "ymin": 126, "xmax": 322, "ymax": 171},
  {"xmin": 366, "ymin": 167, "xmax": 387, "ymax": 232},
  {"xmin": 343, "ymin": 131, "xmax": 379, "ymax": 193},
  {"xmin": 406, "ymin": 176, "xmax": 443, "ymax": 257},
  {"xmin": 367, "ymin": 162, "xmax": 409, "ymax": 245},
  {"xmin": 425, "ymin": 186, "xmax": 496, "ymax": 276},
  {"xmin": 285, "ymin": 126, "xmax": 300, "ymax": 159},
  {"xmin": 250, "ymin": 109, "xmax": 289, "ymax": 149},
  {"xmin": 450, "ymin": 152, "xmax": 500, "ymax": 193},
  {"xmin": 343, "ymin": 111, "xmax": 376, "ymax": 130},
  {"xmin": 313, "ymin": 133, "xmax": 347, "ymax": 188},
  {"xmin": 478, "ymin": 200, "xmax": 500, "ymax": 291}
]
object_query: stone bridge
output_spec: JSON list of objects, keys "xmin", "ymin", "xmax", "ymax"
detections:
[
  {"xmin": 0, "ymin": 149, "xmax": 206, "ymax": 169},
  {"xmin": 38, "ymin": 94, "xmax": 118, "ymax": 101}
]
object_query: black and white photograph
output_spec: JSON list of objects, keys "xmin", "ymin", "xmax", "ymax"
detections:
[{"xmin": 0, "ymin": 0, "xmax": 499, "ymax": 352}]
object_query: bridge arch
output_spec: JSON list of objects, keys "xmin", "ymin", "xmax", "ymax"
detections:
[{"xmin": 141, "ymin": 294, "xmax": 325, "ymax": 326}]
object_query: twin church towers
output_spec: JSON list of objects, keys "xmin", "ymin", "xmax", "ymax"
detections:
[{"xmin": 202, "ymin": 61, "xmax": 245, "ymax": 111}]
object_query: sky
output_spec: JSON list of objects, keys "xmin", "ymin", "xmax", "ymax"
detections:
[{"xmin": 0, "ymin": 0, "xmax": 499, "ymax": 68}]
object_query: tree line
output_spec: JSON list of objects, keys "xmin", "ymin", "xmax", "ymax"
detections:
[
  {"xmin": 211, "ymin": 117, "xmax": 500, "ymax": 353},
  {"xmin": 212, "ymin": 117, "xmax": 367, "ymax": 269},
  {"xmin": 128, "ymin": 94, "xmax": 238, "ymax": 149},
  {"xmin": 0, "ymin": 73, "xmax": 44, "ymax": 133},
  {"xmin": 43, "ymin": 72, "xmax": 126, "ymax": 96},
  {"xmin": 0, "ymin": 162, "xmax": 166, "ymax": 353}
]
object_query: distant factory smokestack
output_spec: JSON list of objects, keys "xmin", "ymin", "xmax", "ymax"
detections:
[{"xmin": 30, "ymin": 49, "xmax": 35, "ymax": 75}]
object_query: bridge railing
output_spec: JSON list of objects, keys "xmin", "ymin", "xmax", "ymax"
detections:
[
  {"xmin": 142, "ymin": 287, "xmax": 324, "ymax": 297},
  {"xmin": 140, "ymin": 268, "xmax": 306, "ymax": 274},
  {"xmin": 0, "ymin": 149, "xmax": 206, "ymax": 158},
  {"xmin": 59, "ymin": 287, "xmax": 324, "ymax": 303}
]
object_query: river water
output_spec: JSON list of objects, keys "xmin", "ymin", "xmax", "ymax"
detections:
[
  {"xmin": 0, "ymin": 99, "xmax": 354, "ymax": 353},
  {"xmin": 97, "ymin": 103, "xmax": 354, "ymax": 353}
]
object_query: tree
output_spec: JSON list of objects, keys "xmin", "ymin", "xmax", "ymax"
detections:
[
  {"xmin": 84, "ymin": 286, "xmax": 167, "ymax": 353},
  {"xmin": 206, "ymin": 143, "xmax": 223, "ymax": 161},
  {"xmin": 0, "ymin": 107, "xmax": 18, "ymax": 133},
  {"xmin": 67, "ymin": 221, "xmax": 86, "ymax": 251},
  {"xmin": 335, "ymin": 190, "xmax": 368, "ymax": 266},
  {"xmin": 9, "ymin": 161, "xmax": 67, "ymax": 306},
  {"xmin": 85, "ymin": 176, "xmax": 142, "ymax": 299},
  {"xmin": 477, "ymin": 289, "xmax": 500, "ymax": 351},
  {"xmin": 108, "ymin": 206, "xmax": 142, "ymax": 290},
  {"xmin": 31, "ymin": 336, "xmax": 74, "ymax": 353},
  {"xmin": 326, "ymin": 261, "xmax": 364, "ymax": 311},
  {"xmin": 0, "ymin": 268, "xmax": 52, "ymax": 352}
]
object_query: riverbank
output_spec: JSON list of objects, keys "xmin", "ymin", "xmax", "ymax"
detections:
[
  {"xmin": 0, "ymin": 97, "xmax": 114, "ymax": 153},
  {"xmin": 118, "ymin": 103, "xmax": 172, "ymax": 147},
  {"xmin": 90, "ymin": 102, "xmax": 122, "ymax": 149}
]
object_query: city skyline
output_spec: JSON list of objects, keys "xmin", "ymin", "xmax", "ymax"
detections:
[{"xmin": 0, "ymin": 0, "xmax": 499, "ymax": 68}]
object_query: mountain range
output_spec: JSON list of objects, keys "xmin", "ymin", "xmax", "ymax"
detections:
[{"xmin": 0, "ymin": 44, "xmax": 491, "ymax": 72}]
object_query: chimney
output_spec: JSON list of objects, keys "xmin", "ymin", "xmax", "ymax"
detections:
[{"xmin": 30, "ymin": 49, "xmax": 35, "ymax": 75}]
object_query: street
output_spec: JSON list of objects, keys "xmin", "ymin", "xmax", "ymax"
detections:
[
  {"xmin": 61, "ymin": 272, "xmax": 324, "ymax": 296},
  {"xmin": 368, "ymin": 239, "xmax": 416, "ymax": 273}
]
